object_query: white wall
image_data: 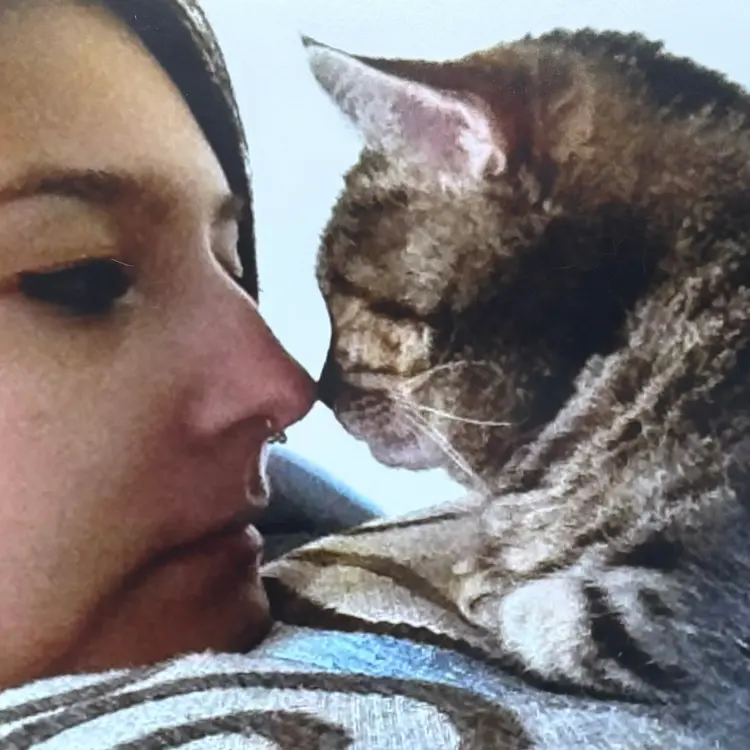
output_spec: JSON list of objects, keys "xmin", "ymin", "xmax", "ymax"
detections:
[{"xmin": 200, "ymin": 0, "xmax": 749, "ymax": 514}]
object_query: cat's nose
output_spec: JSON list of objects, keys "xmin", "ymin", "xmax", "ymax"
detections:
[{"xmin": 317, "ymin": 349, "xmax": 342, "ymax": 409}]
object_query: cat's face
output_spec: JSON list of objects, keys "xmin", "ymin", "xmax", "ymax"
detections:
[{"xmin": 306, "ymin": 32, "xmax": 710, "ymax": 486}]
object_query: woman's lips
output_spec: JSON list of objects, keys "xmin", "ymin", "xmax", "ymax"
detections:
[
  {"xmin": 189, "ymin": 522, "xmax": 264, "ymax": 563},
  {"xmin": 152, "ymin": 507, "xmax": 265, "ymax": 571},
  {"xmin": 150, "ymin": 522, "xmax": 265, "ymax": 599},
  {"xmin": 180, "ymin": 511, "xmax": 264, "ymax": 562}
]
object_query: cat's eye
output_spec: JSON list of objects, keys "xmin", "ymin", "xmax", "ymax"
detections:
[{"xmin": 17, "ymin": 257, "xmax": 134, "ymax": 317}]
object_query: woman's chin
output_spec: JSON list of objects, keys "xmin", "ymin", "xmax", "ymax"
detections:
[{"xmin": 47, "ymin": 563, "xmax": 272, "ymax": 679}]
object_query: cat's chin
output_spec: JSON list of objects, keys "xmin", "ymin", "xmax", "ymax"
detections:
[
  {"xmin": 366, "ymin": 439, "xmax": 443, "ymax": 472},
  {"xmin": 331, "ymin": 399, "xmax": 445, "ymax": 471}
]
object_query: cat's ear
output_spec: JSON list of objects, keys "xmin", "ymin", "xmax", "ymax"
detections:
[{"xmin": 302, "ymin": 36, "xmax": 505, "ymax": 184}]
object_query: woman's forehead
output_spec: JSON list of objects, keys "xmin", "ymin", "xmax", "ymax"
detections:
[{"xmin": 0, "ymin": 0, "xmax": 232, "ymax": 225}]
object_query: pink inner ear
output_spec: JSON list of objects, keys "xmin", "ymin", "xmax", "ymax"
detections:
[
  {"xmin": 305, "ymin": 40, "xmax": 502, "ymax": 180},
  {"xmin": 397, "ymin": 88, "xmax": 477, "ymax": 171},
  {"xmin": 386, "ymin": 81, "xmax": 502, "ymax": 180}
]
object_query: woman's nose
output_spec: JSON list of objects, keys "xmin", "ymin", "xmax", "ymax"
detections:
[{"xmin": 182, "ymin": 294, "xmax": 315, "ymax": 440}]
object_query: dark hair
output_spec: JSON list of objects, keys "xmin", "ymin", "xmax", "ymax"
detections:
[{"xmin": 96, "ymin": 0, "xmax": 258, "ymax": 296}]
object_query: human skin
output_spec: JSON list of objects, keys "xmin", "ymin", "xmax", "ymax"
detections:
[{"xmin": 0, "ymin": 0, "xmax": 314, "ymax": 686}]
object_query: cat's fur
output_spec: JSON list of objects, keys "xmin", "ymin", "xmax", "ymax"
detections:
[{"xmin": 306, "ymin": 29, "xmax": 750, "ymax": 703}]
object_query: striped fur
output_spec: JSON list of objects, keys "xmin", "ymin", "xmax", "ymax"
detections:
[{"xmin": 301, "ymin": 26, "xmax": 750, "ymax": 737}]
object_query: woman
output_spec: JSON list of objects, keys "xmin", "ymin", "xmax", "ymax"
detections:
[{"xmin": 0, "ymin": 0, "xmax": 315, "ymax": 686}]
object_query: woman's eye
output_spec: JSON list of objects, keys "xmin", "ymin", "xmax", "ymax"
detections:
[{"xmin": 18, "ymin": 258, "xmax": 134, "ymax": 317}]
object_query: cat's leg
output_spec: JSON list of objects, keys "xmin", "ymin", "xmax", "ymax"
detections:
[
  {"xmin": 461, "ymin": 445, "xmax": 746, "ymax": 697},
  {"xmin": 458, "ymin": 443, "xmax": 722, "ymax": 697},
  {"xmin": 459, "ymin": 536, "xmax": 685, "ymax": 696},
  {"xmin": 457, "ymin": 274, "xmax": 750, "ymax": 696}
]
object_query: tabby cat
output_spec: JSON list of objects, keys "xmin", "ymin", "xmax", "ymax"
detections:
[{"xmin": 305, "ymin": 29, "xmax": 750, "ymax": 704}]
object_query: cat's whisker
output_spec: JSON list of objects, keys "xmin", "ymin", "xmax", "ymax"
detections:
[
  {"xmin": 389, "ymin": 389, "xmax": 514, "ymax": 428},
  {"xmin": 404, "ymin": 403, "xmax": 514, "ymax": 428},
  {"xmin": 386, "ymin": 390, "xmax": 495, "ymax": 491},
  {"xmin": 396, "ymin": 401, "xmax": 490, "ymax": 493},
  {"xmin": 401, "ymin": 360, "xmax": 499, "ymax": 390},
  {"xmin": 402, "ymin": 413, "xmax": 481, "ymax": 487}
]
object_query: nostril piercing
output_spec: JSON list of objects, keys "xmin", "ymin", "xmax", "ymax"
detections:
[{"xmin": 265, "ymin": 417, "xmax": 287, "ymax": 445}]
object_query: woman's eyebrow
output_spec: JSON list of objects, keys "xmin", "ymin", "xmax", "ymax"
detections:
[{"xmin": 0, "ymin": 166, "xmax": 244, "ymax": 223}]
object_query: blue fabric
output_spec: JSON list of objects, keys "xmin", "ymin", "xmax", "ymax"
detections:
[{"xmin": 258, "ymin": 447, "xmax": 383, "ymax": 560}]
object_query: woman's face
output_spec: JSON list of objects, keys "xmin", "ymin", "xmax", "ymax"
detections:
[{"xmin": 0, "ymin": 0, "xmax": 314, "ymax": 686}]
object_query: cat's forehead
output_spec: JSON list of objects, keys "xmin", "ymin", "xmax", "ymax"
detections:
[
  {"xmin": 344, "ymin": 150, "xmax": 455, "ymax": 194},
  {"xmin": 318, "ymin": 155, "xmax": 504, "ymax": 316},
  {"xmin": 317, "ymin": 170, "xmax": 448, "ymax": 314}
]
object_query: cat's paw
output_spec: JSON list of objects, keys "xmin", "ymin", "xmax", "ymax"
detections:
[{"xmin": 462, "ymin": 556, "xmax": 684, "ymax": 697}]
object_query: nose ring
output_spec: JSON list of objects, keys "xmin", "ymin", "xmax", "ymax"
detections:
[{"xmin": 265, "ymin": 418, "xmax": 287, "ymax": 445}]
